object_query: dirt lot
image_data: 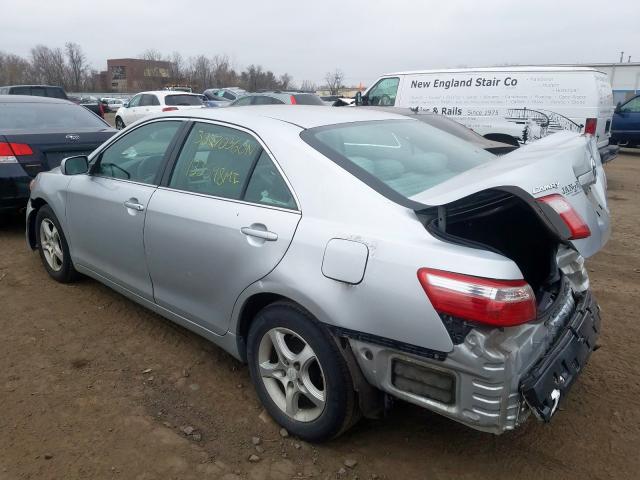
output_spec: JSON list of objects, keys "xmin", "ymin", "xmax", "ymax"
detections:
[{"xmin": 1, "ymin": 152, "xmax": 639, "ymax": 480}]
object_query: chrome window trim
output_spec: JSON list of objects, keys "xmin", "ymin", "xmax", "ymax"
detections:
[{"xmin": 155, "ymin": 185, "xmax": 302, "ymax": 215}]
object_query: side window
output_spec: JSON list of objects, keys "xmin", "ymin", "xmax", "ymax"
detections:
[
  {"xmin": 253, "ymin": 96, "xmax": 284, "ymax": 105},
  {"xmin": 232, "ymin": 96, "xmax": 253, "ymax": 106},
  {"xmin": 139, "ymin": 94, "xmax": 155, "ymax": 107},
  {"xmin": 223, "ymin": 91, "xmax": 236, "ymax": 100},
  {"xmin": 244, "ymin": 151, "xmax": 296, "ymax": 209},
  {"xmin": 367, "ymin": 77, "xmax": 400, "ymax": 106},
  {"xmin": 128, "ymin": 95, "xmax": 142, "ymax": 107},
  {"xmin": 95, "ymin": 121, "xmax": 181, "ymax": 184},
  {"xmin": 169, "ymin": 122, "xmax": 262, "ymax": 199},
  {"xmin": 621, "ymin": 97, "xmax": 640, "ymax": 113}
]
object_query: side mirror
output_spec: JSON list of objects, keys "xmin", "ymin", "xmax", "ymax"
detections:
[
  {"xmin": 123, "ymin": 101, "xmax": 129, "ymax": 108},
  {"xmin": 354, "ymin": 91, "xmax": 362, "ymax": 106},
  {"xmin": 61, "ymin": 155, "xmax": 89, "ymax": 175},
  {"xmin": 615, "ymin": 102, "xmax": 622, "ymax": 114}
]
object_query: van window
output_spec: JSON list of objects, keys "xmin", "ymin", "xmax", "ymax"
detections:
[
  {"xmin": 367, "ymin": 77, "xmax": 399, "ymax": 106},
  {"xmin": 302, "ymin": 119, "xmax": 495, "ymax": 198}
]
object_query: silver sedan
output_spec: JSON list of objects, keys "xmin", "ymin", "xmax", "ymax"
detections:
[{"xmin": 26, "ymin": 106, "xmax": 609, "ymax": 441}]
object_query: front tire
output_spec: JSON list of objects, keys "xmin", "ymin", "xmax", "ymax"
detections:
[
  {"xmin": 36, "ymin": 205, "xmax": 78, "ymax": 283},
  {"xmin": 247, "ymin": 302, "xmax": 359, "ymax": 441},
  {"xmin": 115, "ymin": 116, "xmax": 125, "ymax": 130}
]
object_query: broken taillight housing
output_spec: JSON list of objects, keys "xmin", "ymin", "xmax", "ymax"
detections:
[
  {"xmin": 537, "ymin": 193, "xmax": 591, "ymax": 240},
  {"xmin": 417, "ymin": 268, "xmax": 537, "ymax": 327}
]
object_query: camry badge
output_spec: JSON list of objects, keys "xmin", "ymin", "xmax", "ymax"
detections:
[
  {"xmin": 532, "ymin": 182, "xmax": 558, "ymax": 194},
  {"xmin": 65, "ymin": 134, "xmax": 80, "ymax": 141}
]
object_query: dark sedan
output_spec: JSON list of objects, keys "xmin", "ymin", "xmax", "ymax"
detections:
[{"xmin": 0, "ymin": 95, "xmax": 116, "ymax": 214}]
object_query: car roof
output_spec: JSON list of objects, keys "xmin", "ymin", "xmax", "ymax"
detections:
[
  {"xmin": 0, "ymin": 94, "xmax": 73, "ymax": 104},
  {"xmin": 163, "ymin": 104, "xmax": 410, "ymax": 130},
  {"xmin": 384, "ymin": 66, "xmax": 604, "ymax": 75},
  {"xmin": 1, "ymin": 84, "xmax": 65, "ymax": 88},
  {"xmin": 136, "ymin": 91, "xmax": 201, "ymax": 97}
]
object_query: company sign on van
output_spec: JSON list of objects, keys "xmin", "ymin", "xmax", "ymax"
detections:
[{"xmin": 410, "ymin": 77, "xmax": 517, "ymax": 89}]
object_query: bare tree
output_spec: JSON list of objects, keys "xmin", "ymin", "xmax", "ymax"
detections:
[
  {"xmin": 0, "ymin": 52, "xmax": 33, "ymax": 85},
  {"xmin": 139, "ymin": 49, "xmax": 163, "ymax": 62},
  {"xmin": 65, "ymin": 42, "xmax": 87, "ymax": 91},
  {"xmin": 211, "ymin": 54, "xmax": 237, "ymax": 88},
  {"xmin": 31, "ymin": 45, "xmax": 68, "ymax": 87},
  {"xmin": 279, "ymin": 73, "xmax": 293, "ymax": 90},
  {"xmin": 324, "ymin": 69, "xmax": 344, "ymax": 96},
  {"xmin": 300, "ymin": 80, "xmax": 317, "ymax": 93},
  {"xmin": 167, "ymin": 51, "xmax": 185, "ymax": 84},
  {"xmin": 189, "ymin": 55, "xmax": 213, "ymax": 90}
]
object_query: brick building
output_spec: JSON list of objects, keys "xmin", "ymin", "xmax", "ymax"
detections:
[{"xmin": 106, "ymin": 58, "xmax": 172, "ymax": 93}]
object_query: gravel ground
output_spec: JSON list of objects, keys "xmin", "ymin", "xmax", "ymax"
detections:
[{"xmin": 1, "ymin": 151, "xmax": 639, "ymax": 480}]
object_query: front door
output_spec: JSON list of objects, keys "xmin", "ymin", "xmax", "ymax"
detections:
[
  {"xmin": 122, "ymin": 94, "xmax": 143, "ymax": 125},
  {"xmin": 144, "ymin": 121, "xmax": 300, "ymax": 334},
  {"xmin": 66, "ymin": 120, "xmax": 184, "ymax": 300},
  {"xmin": 613, "ymin": 96, "xmax": 640, "ymax": 145}
]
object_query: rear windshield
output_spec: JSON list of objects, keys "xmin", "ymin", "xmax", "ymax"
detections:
[
  {"xmin": 301, "ymin": 119, "xmax": 495, "ymax": 198},
  {"xmin": 293, "ymin": 94, "xmax": 324, "ymax": 105},
  {"xmin": 0, "ymin": 102, "xmax": 108, "ymax": 131},
  {"xmin": 164, "ymin": 95, "xmax": 203, "ymax": 106}
]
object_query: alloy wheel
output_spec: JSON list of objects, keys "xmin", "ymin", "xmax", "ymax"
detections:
[
  {"xmin": 258, "ymin": 327, "xmax": 326, "ymax": 422},
  {"xmin": 40, "ymin": 218, "xmax": 64, "ymax": 272}
]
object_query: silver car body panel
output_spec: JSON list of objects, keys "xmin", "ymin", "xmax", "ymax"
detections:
[{"xmin": 27, "ymin": 106, "xmax": 608, "ymax": 432}]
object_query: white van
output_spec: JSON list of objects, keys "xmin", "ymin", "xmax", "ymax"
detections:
[{"xmin": 357, "ymin": 66, "xmax": 615, "ymax": 153}]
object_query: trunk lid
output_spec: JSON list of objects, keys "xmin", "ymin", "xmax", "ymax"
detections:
[
  {"xmin": 2, "ymin": 129, "xmax": 115, "ymax": 175},
  {"xmin": 411, "ymin": 132, "xmax": 609, "ymax": 258}
]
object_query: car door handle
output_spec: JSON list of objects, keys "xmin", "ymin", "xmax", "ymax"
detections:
[
  {"xmin": 241, "ymin": 226, "xmax": 278, "ymax": 241},
  {"xmin": 124, "ymin": 199, "xmax": 145, "ymax": 211}
]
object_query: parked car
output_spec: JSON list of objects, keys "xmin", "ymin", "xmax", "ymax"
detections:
[
  {"xmin": 203, "ymin": 87, "xmax": 247, "ymax": 107},
  {"xmin": 77, "ymin": 96, "xmax": 105, "ymax": 118},
  {"xmin": 101, "ymin": 97, "xmax": 127, "ymax": 113},
  {"xmin": 610, "ymin": 95, "xmax": 640, "ymax": 148},
  {"xmin": 356, "ymin": 66, "xmax": 618, "ymax": 161},
  {"xmin": 26, "ymin": 106, "xmax": 608, "ymax": 441},
  {"xmin": 0, "ymin": 84, "xmax": 68, "ymax": 99},
  {"xmin": 229, "ymin": 91, "xmax": 325, "ymax": 106},
  {"xmin": 114, "ymin": 91, "xmax": 203, "ymax": 129},
  {"xmin": 0, "ymin": 95, "xmax": 115, "ymax": 214}
]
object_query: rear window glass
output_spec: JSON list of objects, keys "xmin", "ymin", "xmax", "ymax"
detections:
[
  {"xmin": 0, "ymin": 103, "xmax": 108, "ymax": 131},
  {"xmin": 302, "ymin": 119, "xmax": 495, "ymax": 198},
  {"xmin": 164, "ymin": 95, "xmax": 203, "ymax": 106},
  {"xmin": 46, "ymin": 87, "xmax": 67, "ymax": 99},
  {"xmin": 293, "ymin": 94, "xmax": 324, "ymax": 105}
]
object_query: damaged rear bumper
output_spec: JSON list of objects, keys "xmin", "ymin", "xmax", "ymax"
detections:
[
  {"xmin": 347, "ymin": 281, "xmax": 600, "ymax": 434},
  {"xmin": 520, "ymin": 290, "xmax": 600, "ymax": 421}
]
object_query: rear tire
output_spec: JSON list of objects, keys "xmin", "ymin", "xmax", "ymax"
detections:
[
  {"xmin": 247, "ymin": 301, "xmax": 359, "ymax": 441},
  {"xmin": 115, "ymin": 116, "xmax": 125, "ymax": 130},
  {"xmin": 36, "ymin": 205, "xmax": 78, "ymax": 283}
]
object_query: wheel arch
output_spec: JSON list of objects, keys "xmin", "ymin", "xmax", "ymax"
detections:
[
  {"xmin": 234, "ymin": 291, "xmax": 316, "ymax": 362},
  {"xmin": 27, "ymin": 197, "xmax": 49, "ymax": 249}
]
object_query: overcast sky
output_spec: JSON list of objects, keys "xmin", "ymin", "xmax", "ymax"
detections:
[{"xmin": 2, "ymin": 0, "xmax": 639, "ymax": 86}]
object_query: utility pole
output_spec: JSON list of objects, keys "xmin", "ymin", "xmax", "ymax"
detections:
[
  {"xmin": 619, "ymin": 51, "xmax": 624, "ymax": 63},
  {"xmin": 628, "ymin": 55, "xmax": 632, "ymax": 63}
]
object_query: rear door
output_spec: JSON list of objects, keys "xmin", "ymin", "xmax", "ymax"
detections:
[
  {"xmin": 144, "ymin": 121, "xmax": 300, "ymax": 334},
  {"xmin": 139, "ymin": 94, "xmax": 162, "ymax": 119},
  {"xmin": 66, "ymin": 120, "xmax": 184, "ymax": 299}
]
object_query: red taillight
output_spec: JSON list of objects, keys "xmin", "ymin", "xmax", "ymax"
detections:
[
  {"xmin": 290, "ymin": 95, "xmax": 297, "ymax": 105},
  {"xmin": 417, "ymin": 268, "xmax": 536, "ymax": 327},
  {"xmin": 162, "ymin": 106, "xmax": 178, "ymax": 112},
  {"xmin": 537, "ymin": 193, "xmax": 591, "ymax": 240},
  {"xmin": 0, "ymin": 142, "xmax": 33, "ymax": 156},
  {"xmin": 584, "ymin": 118, "xmax": 597, "ymax": 135}
]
